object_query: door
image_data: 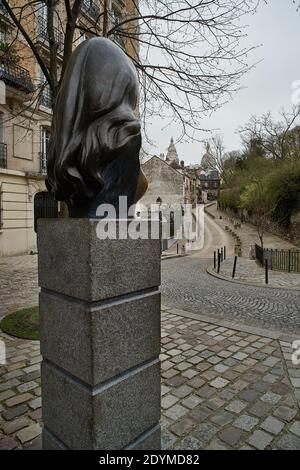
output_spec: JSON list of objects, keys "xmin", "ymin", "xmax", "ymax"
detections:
[{"xmin": 34, "ymin": 191, "xmax": 58, "ymax": 233}]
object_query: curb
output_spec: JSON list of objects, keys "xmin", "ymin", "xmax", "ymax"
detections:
[
  {"xmin": 206, "ymin": 264, "xmax": 300, "ymax": 292},
  {"xmin": 161, "ymin": 254, "xmax": 187, "ymax": 261},
  {"xmin": 161, "ymin": 304, "xmax": 300, "ymax": 342}
]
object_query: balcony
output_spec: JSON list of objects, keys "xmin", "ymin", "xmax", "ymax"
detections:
[
  {"xmin": 0, "ymin": 60, "xmax": 33, "ymax": 94},
  {"xmin": 39, "ymin": 85, "xmax": 52, "ymax": 109},
  {"xmin": 82, "ymin": 0, "xmax": 101, "ymax": 22},
  {"xmin": 0, "ymin": 142, "xmax": 7, "ymax": 169},
  {"xmin": 36, "ymin": 16, "xmax": 63, "ymax": 52}
]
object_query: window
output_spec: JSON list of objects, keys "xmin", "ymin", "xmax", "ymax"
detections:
[
  {"xmin": 0, "ymin": 112, "xmax": 4, "ymax": 143},
  {"xmin": 39, "ymin": 68, "xmax": 51, "ymax": 108},
  {"xmin": 0, "ymin": 112, "xmax": 6, "ymax": 169},
  {"xmin": 111, "ymin": 8, "xmax": 124, "ymax": 47},
  {"xmin": 39, "ymin": 1, "xmax": 48, "ymax": 21},
  {"xmin": 40, "ymin": 126, "xmax": 50, "ymax": 174},
  {"xmin": 78, "ymin": 30, "xmax": 88, "ymax": 45}
]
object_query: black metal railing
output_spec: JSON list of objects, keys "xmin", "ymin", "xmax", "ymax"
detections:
[
  {"xmin": 40, "ymin": 151, "xmax": 47, "ymax": 175},
  {"xmin": 0, "ymin": 142, "xmax": 7, "ymax": 168},
  {"xmin": 82, "ymin": 0, "xmax": 100, "ymax": 21},
  {"xmin": 37, "ymin": 16, "xmax": 63, "ymax": 50},
  {"xmin": 255, "ymin": 243, "xmax": 300, "ymax": 273},
  {"xmin": 39, "ymin": 85, "xmax": 52, "ymax": 108},
  {"xmin": 0, "ymin": 60, "xmax": 33, "ymax": 94}
]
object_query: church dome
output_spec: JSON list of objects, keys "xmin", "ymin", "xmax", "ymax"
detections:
[{"xmin": 166, "ymin": 137, "xmax": 179, "ymax": 164}]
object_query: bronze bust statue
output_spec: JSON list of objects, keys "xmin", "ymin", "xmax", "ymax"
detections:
[{"xmin": 46, "ymin": 37, "xmax": 147, "ymax": 218}]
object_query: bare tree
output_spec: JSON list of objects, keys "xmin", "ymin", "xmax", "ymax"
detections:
[
  {"xmin": 240, "ymin": 106, "xmax": 300, "ymax": 161},
  {"xmin": 2, "ymin": 0, "xmax": 259, "ymax": 140}
]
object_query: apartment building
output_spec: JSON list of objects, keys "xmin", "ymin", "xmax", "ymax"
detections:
[{"xmin": 0, "ymin": 0, "xmax": 138, "ymax": 256}]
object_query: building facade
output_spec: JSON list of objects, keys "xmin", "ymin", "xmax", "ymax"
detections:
[
  {"xmin": 0, "ymin": 0, "xmax": 137, "ymax": 256},
  {"xmin": 199, "ymin": 169, "xmax": 220, "ymax": 201}
]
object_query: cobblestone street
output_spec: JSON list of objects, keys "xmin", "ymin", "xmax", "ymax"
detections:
[
  {"xmin": 1, "ymin": 308, "xmax": 300, "ymax": 449},
  {"xmin": 162, "ymin": 256, "xmax": 300, "ymax": 335}
]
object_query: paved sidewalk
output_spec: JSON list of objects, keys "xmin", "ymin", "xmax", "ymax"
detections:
[
  {"xmin": 206, "ymin": 203, "xmax": 298, "ymax": 257},
  {"xmin": 208, "ymin": 257, "xmax": 300, "ymax": 290},
  {"xmin": 1, "ymin": 306, "xmax": 300, "ymax": 450}
]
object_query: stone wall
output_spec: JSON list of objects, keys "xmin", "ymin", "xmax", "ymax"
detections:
[
  {"xmin": 0, "ymin": 169, "xmax": 46, "ymax": 256},
  {"xmin": 222, "ymin": 207, "xmax": 300, "ymax": 249}
]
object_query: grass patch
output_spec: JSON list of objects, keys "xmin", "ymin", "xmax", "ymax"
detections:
[{"xmin": 0, "ymin": 306, "xmax": 40, "ymax": 340}]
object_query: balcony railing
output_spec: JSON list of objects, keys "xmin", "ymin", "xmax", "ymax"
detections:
[
  {"xmin": 37, "ymin": 16, "xmax": 63, "ymax": 51},
  {"xmin": 40, "ymin": 151, "xmax": 47, "ymax": 175},
  {"xmin": 82, "ymin": 0, "xmax": 101, "ymax": 21},
  {"xmin": 0, "ymin": 60, "xmax": 33, "ymax": 94},
  {"xmin": 39, "ymin": 85, "xmax": 52, "ymax": 108},
  {"xmin": 0, "ymin": 142, "xmax": 7, "ymax": 169}
]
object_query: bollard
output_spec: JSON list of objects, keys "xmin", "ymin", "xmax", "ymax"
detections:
[
  {"xmin": 221, "ymin": 247, "xmax": 223, "ymax": 262},
  {"xmin": 214, "ymin": 251, "xmax": 216, "ymax": 269},
  {"xmin": 224, "ymin": 246, "xmax": 226, "ymax": 261},
  {"xmin": 265, "ymin": 258, "xmax": 269, "ymax": 284},
  {"xmin": 232, "ymin": 256, "xmax": 237, "ymax": 278},
  {"xmin": 217, "ymin": 252, "xmax": 221, "ymax": 273}
]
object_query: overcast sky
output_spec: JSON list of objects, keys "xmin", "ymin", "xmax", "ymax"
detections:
[{"xmin": 146, "ymin": 1, "xmax": 300, "ymax": 165}]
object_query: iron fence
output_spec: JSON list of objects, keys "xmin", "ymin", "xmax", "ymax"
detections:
[{"xmin": 255, "ymin": 244, "xmax": 300, "ymax": 273}]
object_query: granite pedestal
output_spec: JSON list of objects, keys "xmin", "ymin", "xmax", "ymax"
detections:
[{"xmin": 37, "ymin": 219, "xmax": 161, "ymax": 450}]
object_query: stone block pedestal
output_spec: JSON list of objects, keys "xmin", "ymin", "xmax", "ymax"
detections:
[{"xmin": 37, "ymin": 219, "xmax": 161, "ymax": 450}]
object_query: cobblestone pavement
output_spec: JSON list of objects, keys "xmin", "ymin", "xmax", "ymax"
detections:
[
  {"xmin": 0, "ymin": 255, "xmax": 38, "ymax": 320},
  {"xmin": 209, "ymin": 257, "xmax": 300, "ymax": 290},
  {"xmin": 161, "ymin": 257, "xmax": 300, "ymax": 334},
  {"xmin": 161, "ymin": 308, "xmax": 300, "ymax": 450},
  {"xmin": 206, "ymin": 203, "xmax": 298, "ymax": 257},
  {"xmin": 0, "ymin": 332, "xmax": 42, "ymax": 450},
  {"xmin": 1, "ymin": 308, "xmax": 300, "ymax": 450}
]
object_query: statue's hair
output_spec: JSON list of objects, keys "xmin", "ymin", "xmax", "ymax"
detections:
[{"xmin": 46, "ymin": 38, "xmax": 141, "ymax": 207}]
